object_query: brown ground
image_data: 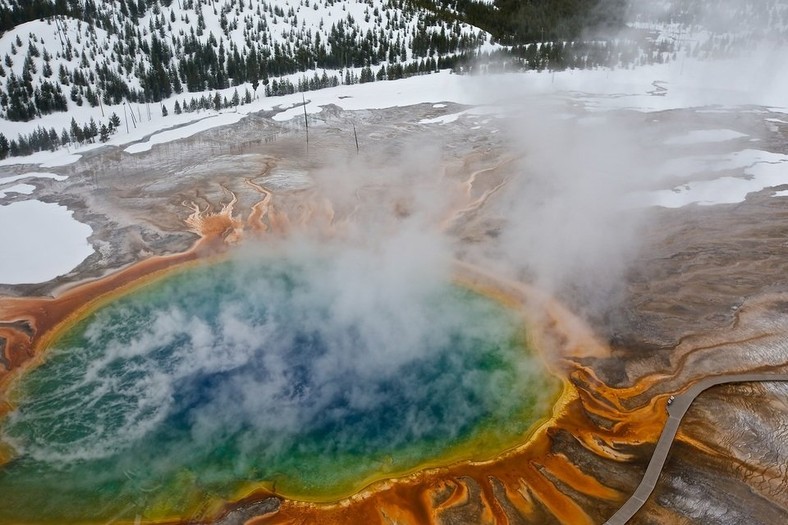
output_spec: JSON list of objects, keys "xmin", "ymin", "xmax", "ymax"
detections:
[{"xmin": 0, "ymin": 102, "xmax": 787, "ymax": 524}]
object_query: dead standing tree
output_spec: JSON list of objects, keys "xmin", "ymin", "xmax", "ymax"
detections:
[{"xmin": 302, "ymin": 94, "xmax": 309, "ymax": 153}]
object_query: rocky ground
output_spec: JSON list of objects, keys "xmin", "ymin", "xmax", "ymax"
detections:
[{"xmin": 1, "ymin": 98, "xmax": 787, "ymax": 524}]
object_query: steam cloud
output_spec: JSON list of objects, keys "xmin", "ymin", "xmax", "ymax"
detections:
[
  {"xmin": 461, "ymin": 0, "xmax": 788, "ymax": 318},
  {"xmin": 5, "ymin": 231, "xmax": 549, "ymax": 487},
  {"xmin": 5, "ymin": 1, "xmax": 787, "ymax": 513}
]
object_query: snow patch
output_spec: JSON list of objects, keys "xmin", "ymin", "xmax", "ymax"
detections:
[
  {"xmin": 269, "ymin": 73, "xmax": 480, "ymax": 122},
  {"xmin": 0, "ymin": 172, "xmax": 67, "ymax": 184},
  {"xmin": 650, "ymin": 156, "xmax": 788, "ymax": 208},
  {"xmin": 664, "ymin": 129, "xmax": 748, "ymax": 145},
  {"xmin": 0, "ymin": 183, "xmax": 35, "ymax": 198},
  {"xmin": 0, "ymin": 172, "xmax": 67, "ymax": 198},
  {"xmin": 419, "ymin": 106, "xmax": 501, "ymax": 125},
  {"xmin": 124, "ymin": 113, "xmax": 246, "ymax": 154},
  {"xmin": 658, "ymin": 149, "xmax": 785, "ymax": 178},
  {"xmin": 0, "ymin": 150, "xmax": 83, "ymax": 168},
  {"xmin": 0, "ymin": 200, "xmax": 94, "ymax": 284}
]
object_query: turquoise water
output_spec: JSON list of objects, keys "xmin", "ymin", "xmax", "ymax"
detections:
[{"xmin": 0, "ymin": 255, "xmax": 556, "ymax": 523}]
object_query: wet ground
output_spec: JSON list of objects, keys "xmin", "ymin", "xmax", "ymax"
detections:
[{"xmin": 1, "ymin": 98, "xmax": 787, "ymax": 524}]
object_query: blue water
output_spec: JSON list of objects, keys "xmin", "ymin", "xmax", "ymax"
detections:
[{"xmin": 0, "ymin": 254, "xmax": 556, "ymax": 522}]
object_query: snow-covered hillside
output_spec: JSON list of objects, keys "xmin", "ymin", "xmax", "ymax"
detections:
[
  {"xmin": 0, "ymin": 0, "xmax": 487, "ymax": 108},
  {"xmin": 0, "ymin": 0, "xmax": 785, "ymax": 162},
  {"xmin": 0, "ymin": 0, "xmax": 489, "ymax": 155},
  {"xmin": 628, "ymin": 0, "xmax": 788, "ymax": 58}
]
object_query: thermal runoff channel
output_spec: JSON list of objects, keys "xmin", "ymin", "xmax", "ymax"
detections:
[{"xmin": 0, "ymin": 249, "xmax": 557, "ymax": 523}]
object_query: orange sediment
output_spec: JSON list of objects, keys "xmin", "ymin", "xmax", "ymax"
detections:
[
  {"xmin": 232, "ymin": 262, "xmax": 634, "ymax": 525},
  {"xmin": 0, "ymin": 190, "xmax": 248, "ymax": 410},
  {"xmin": 0, "ymin": 175, "xmax": 683, "ymax": 525}
]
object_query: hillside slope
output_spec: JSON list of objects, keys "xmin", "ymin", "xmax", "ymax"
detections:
[
  {"xmin": 0, "ymin": 0, "xmax": 500, "ymax": 157},
  {"xmin": 0, "ymin": 0, "xmax": 784, "ymax": 161}
]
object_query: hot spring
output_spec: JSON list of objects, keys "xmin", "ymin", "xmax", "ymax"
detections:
[{"xmin": 0, "ymin": 251, "xmax": 559, "ymax": 523}]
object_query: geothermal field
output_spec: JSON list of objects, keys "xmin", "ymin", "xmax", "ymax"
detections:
[{"xmin": 1, "ymin": 55, "xmax": 788, "ymax": 525}]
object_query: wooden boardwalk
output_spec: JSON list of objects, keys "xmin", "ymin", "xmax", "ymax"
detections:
[{"xmin": 603, "ymin": 373, "xmax": 788, "ymax": 525}]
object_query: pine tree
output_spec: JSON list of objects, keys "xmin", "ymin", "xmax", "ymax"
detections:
[
  {"xmin": 71, "ymin": 117, "xmax": 83, "ymax": 142},
  {"xmin": 360, "ymin": 66, "xmax": 374, "ymax": 83},
  {"xmin": 99, "ymin": 124, "xmax": 110, "ymax": 143},
  {"xmin": 170, "ymin": 66, "xmax": 182, "ymax": 93},
  {"xmin": 110, "ymin": 113, "xmax": 121, "ymax": 129},
  {"xmin": 174, "ymin": 100, "xmax": 182, "ymax": 114},
  {"xmin": 17, "ymin": 136, "xmax": 29, "ymax": 155},
  {"xmin": 22, "ymin": 56, "xmax": 35, "ymax": 83},
  {"xmin": 161, "ymin": 104, "xmax": 168, "ymax": 116},
  {"xmin": 58, "ymin": 64, "xmax": 69, "ymax": 85},
  {"xmin": 0, "ymin": 133, "xmax": 9, "ymax": 159},
  {"xmin": 247, "ymin": 50, "xmax": 260, "ymax": 94}
]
